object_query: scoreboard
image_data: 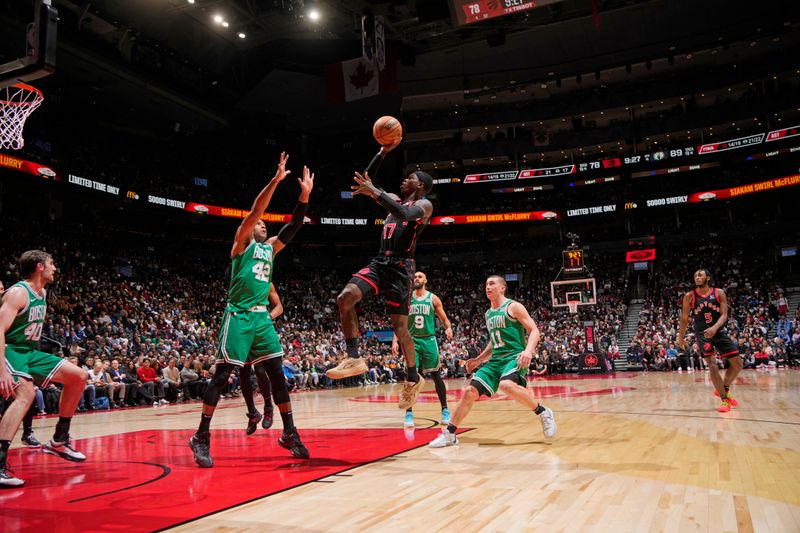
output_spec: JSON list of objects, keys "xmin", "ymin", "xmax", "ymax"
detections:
[
  {"xmin": 563, "ymin": 249, "xmax": 586, "ymax": 275},
  {"xmin": 450, "ymin": 0, "xmax": 565, "ymax": 26}
]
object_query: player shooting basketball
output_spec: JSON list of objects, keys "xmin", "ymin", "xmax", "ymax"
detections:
[{"xmin": 327, "ymin": 124, "xmax": 434, "ymax": 411}]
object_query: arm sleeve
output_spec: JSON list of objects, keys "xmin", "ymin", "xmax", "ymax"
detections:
[
  {"xmin": 375, "ymin": 192, "xmax": 425, "ymax": 221},
  {"xmin": 276, "ymin": 202, "xmax": 308, "ymax": 245}
]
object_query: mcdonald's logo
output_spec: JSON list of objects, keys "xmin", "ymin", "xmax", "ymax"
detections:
[
  {"xmin": 624, "ymin": 202, "xmax": 638, "ymax": 210},
  {"xmin": 126, "ymin": 191, "xmax": 139, "ymax": 200}
]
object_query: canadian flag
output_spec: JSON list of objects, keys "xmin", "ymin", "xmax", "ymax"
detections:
[{"xmin": 325, "ymin": 51, "xmax": 396, "ymax": 104}]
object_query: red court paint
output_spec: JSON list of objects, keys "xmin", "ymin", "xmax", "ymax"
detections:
[{"xmin": 0, "ymin": 427, "xmax": 458, "ymax": 532}]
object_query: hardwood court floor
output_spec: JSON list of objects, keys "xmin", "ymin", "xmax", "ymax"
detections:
[{"xmin": 3, "ymin": 370, "xmax": 799, "ymax": 532}]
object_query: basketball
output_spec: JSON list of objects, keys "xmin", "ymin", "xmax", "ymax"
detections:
[{"xmin": 372, "ymin": 116, "xmax": 402, "ymax": 146}]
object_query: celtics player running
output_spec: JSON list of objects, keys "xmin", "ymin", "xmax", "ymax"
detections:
[
  {"xmin": 392, "ymin": 271, "xmax": 453, "ymax": 428},
  {"xmin": 678, "ymin": 268, "xmax": 742, "ymax": 413},
  {"xmin": 189, "ymin": 153, "xmax": 314, "ymax": 467},
  {"xmin": 429, "ymin": 275, "xmax": 556, "ymax": 447},
  {"xmin": 0, "ymin": 251, "xmax": 90, "ymax": 486}
]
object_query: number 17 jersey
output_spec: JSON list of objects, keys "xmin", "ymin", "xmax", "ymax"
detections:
[
  {"xmin": 228, "ymin": 240, "xmax": 273, "ymax": 311},
  {"xmin": 379, "ymin": 200, "xmax": 426, "ymax": 255}
]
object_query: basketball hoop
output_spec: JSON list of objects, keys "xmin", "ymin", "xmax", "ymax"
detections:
[
  {"xmin": 0, "ymin": 83, "xmax": 43, "ymax": 150},
  {"xmin": 567, "ymin": 301, "xmax": 579, "ymax": 315}
]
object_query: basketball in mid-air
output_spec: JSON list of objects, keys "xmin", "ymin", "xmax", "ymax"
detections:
[{"xmin": 372, "ymin": 116, "xmax": 403, "ymax": 146}]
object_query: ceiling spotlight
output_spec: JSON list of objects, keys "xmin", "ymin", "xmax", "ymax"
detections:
[
  {"xmin": 187, "ymin": 0, "xmax": 195, "ymax": 4},
  {"xmin": 222, "ymin": 21, "xmax": 229, "ymax": 27},
  {"xmin": 213, "ymin": 14, "xmax": 223, "ymax": 24},
  {"xmin": 238, "ymin": 32, "xmax": 246, "ymax": 39},
  {"xmin": 308, "ymin": 9, "xmax": 320, "ymax": 21}
]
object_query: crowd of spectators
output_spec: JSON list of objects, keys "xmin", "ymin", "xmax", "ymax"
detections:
[
  {"xmin": 1, "ymin": 214, "xmax": 796, "ymax": 415},
  {"xmin": 0, "ymin": 217, "xmax": 634, "ymax": 413},
  {"xmin": 626, "ymin": 239, "xmax": 798, "ymax": 371}
]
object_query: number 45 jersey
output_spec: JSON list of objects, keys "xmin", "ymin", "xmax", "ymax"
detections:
[
  {"xmin": 6, "ymin": 281, "xmax": 46, "ymax": 349},
  {"xmin": 228, "ymin": 241, "xmax": 273, "ymax": 311}
]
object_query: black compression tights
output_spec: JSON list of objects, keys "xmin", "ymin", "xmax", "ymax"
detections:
[{"xmin": 203, "ymin": 363, "xmax": 234, "ymax": 408}]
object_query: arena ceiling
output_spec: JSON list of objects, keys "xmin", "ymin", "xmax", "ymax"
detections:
[{"xmin": 2, "ymin": 0, "xmax": 798, "ymax": 130}]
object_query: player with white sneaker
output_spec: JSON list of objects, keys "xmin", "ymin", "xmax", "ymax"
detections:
[
  {"xmin": 429, "ymin": 275, "xmax": 556, "ymax": 448},
  {"xmin": 0, "ymin": 251, "xmax": 89, "ymax": 488}
]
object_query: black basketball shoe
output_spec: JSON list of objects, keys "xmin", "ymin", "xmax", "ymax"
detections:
[
  {"xmin": 189, "ymin": 433, "xmax": 213, "ymax": 468},
  {"xmin": 246, "ymin": 412, "xmax": 263, "ymax": 435},
  {"xmin": 0, "ymin": 466, "xmax": 24, "ymax": 488},
  {"xmin": 278, "ymin": 429, "xmax": 309, "ymax": 459},
  {"xmin": 261, "ymin": 408, "xmax": 274, "ymax": 430},
  {"xmin": 21, "ymin": 432, "xmax": 42, "ymax": 447}
]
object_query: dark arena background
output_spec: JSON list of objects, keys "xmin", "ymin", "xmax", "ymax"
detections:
[{"xmin": 0, "ymin": 0, "xmax": 799, "ymax": 531}]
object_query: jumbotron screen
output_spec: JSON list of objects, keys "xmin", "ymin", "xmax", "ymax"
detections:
[{"xmin": 450, "ymin": 0, "xmax": 565, "ymax": 26}]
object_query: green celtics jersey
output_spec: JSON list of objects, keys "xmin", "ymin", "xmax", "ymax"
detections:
[
  {"xmin": 6, "ymin": 281, "xmax": 46, "ymax": 349},
  {"xmin": 227, "ymin": 240, "xmax": 273, "ymax": 311},
  {"xmin": 485, "ymin": 299, "xmax": 527, "ymax": 359},
  {"xmin": 409, "ymin": 291, "xmax": 435, "ymax": 337}
]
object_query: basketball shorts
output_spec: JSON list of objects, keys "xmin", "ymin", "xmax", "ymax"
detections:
[
  {"xmin": 5, "ymin": 346, "xmax": 67, "ymax": 387},
  {"xmin": 699, "ymin": 330, "xmax": 739, "ymax": 358},
  {"xmin": 471, "ymin": 356, "xmax": 528, "ymax": 397},
  {"xmin": 412, "ymin": 335, "xmax": 440, "ymax": 372},
  {"xmin": 217, "ymin": 309, "xmax": 283, "ymax": 366},
  {"xmin": 350, "ymin": 256, "xmax": 415, "ymax": 314}
]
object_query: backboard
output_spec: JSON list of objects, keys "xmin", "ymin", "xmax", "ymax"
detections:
[
  {"xmin": 0, "ymin": 0, "xmax": 58, "ymax": 89},
  {"xmin": 550, "ymin": 278, "xmax": 597, "ymax": 308}
]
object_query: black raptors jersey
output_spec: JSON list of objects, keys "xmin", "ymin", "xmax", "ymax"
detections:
[
  {"xmin": 379, "ymin": 200, "xmax": 426, "ymax": 255},
  {"xmin": 691, "ymin": 288, "xmax": 724, "ymax": 334}
]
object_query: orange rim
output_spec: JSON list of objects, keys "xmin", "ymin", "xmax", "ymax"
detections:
[{"xmin": 0, "ymin": 83, "xmax": 44, "ymax": 105}]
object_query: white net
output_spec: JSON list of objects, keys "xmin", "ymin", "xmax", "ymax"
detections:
[
  {"xmin": 567, "ymin": 301, "xmax": 579, "ymax": 314},
  {"xmin": 0, "ymin": 83, "xmax": 43, "ymax": 150}
]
